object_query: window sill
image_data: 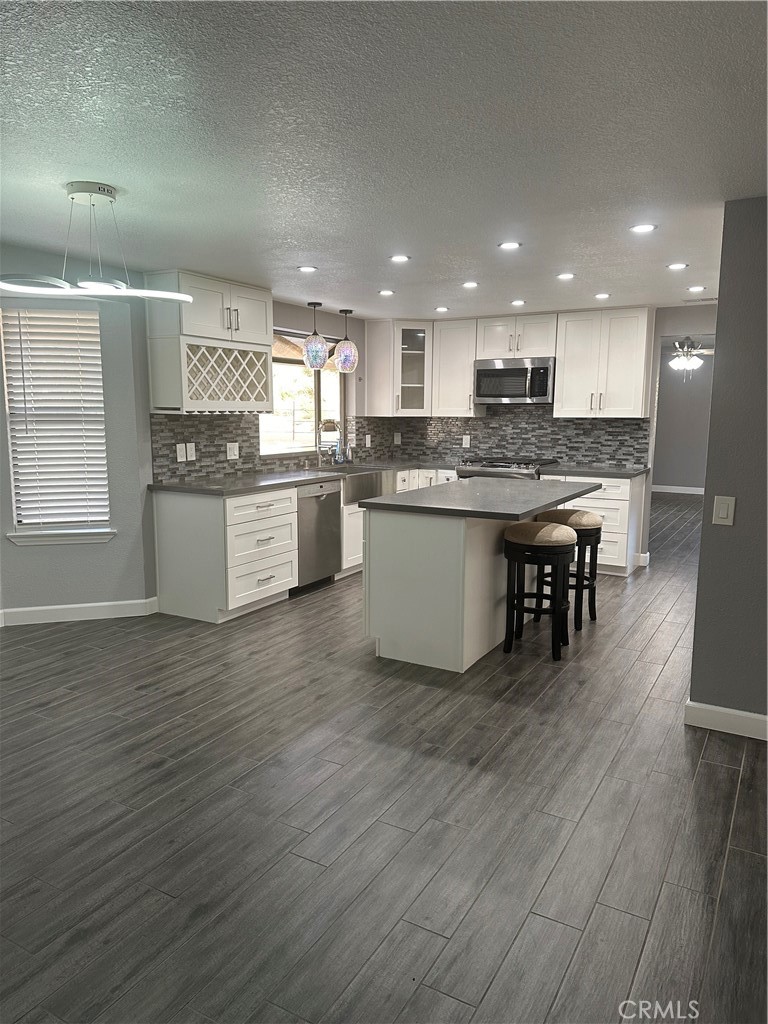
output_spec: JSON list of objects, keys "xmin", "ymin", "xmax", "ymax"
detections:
[{"xmin": 6, "ymin": 529, "xmax": 117, "ymax": 546}]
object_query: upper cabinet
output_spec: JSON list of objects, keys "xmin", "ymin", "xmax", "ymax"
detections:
[
  {"xmin": 145, "ymin": 271, "xmax": 274, "ymax": 414},
  {"xmin": 554, "ymin": 307, "xmax": 652, "ymax": 419},
  {"xmin": 476, "ymin": 313, "xmax": 557, "ymax": 359},
  {"xmin": 432, "ymin": 319, "xmax": 478, "ymax": 417},
  {"xmin": 395, "ymin": 321, "xmax": 433, "ymax": 417}
]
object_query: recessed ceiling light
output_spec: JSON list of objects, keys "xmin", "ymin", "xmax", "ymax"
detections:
[
  {"xmin": 390, "ymin": 255, "xmax": 410, "ymax": 263},
  {"xmin": 510, "ymin": 299, "xmax": 525, "ymax": 306},
  {"xmin": 557, "ymin": 273, "xmax": 574, "ymax": 280},
  {"xmin": 498, "ymin": 242, "xmax": 521, "ymax": 250},
  {"xmin": 463, "ymin": 281, "xmax": 478, "ymax": 288},
  {"xmin": 434, "ymin": 306, "xmax": 449, "ymax": 312},
  {"xmin": 595, "ymin": 293, "xmax": 610, "ymax": 300},
  {"xmin": 687, "ymin": 285, "xmax": 706, "ymax": 292},
  {"xmin": 667, "ymin": 263, "xmax": 689, "ymax": 270},
  {"xmin": 298, "ymin": 266, "xmax": 317, "ymax": 273},
  {"xmin": 630, "ymin": 224, "xmax": 657, "ymax": 233},
  {"xmin": 379, "ymin": 289, "xmax": 394, "ymax": 296}
]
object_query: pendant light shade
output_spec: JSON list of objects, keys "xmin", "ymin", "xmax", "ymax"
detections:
[
  {"xmin": 303, "ymin": 302, "xmax": 329, "ymax": 370},
  {"xmin": 0, "ymin": 182, "xmax": 192, "ymax": 303},
  {"xmin": 668, "ymin": 337, "xmax": 706, "ymax": 380},
  {"xmin": 335, "ymin": 309, "xmax": 359, "ymax": 373}
]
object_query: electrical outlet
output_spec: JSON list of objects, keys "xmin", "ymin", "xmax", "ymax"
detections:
[
  {"xmin": 365, "ymin": 434, "xmax": 371, "ymax": 448},
  {"xmin": 186, "ymin": 442, "xmax": 196, "ymax": 461},
  {"xmin": 175, "ymin": 443, "xmax": 187, "ymax": 463},
  {"xmin": 226, "ymin": 442, "xmax": 239, "ymax": 460},
  {"xmin": 393, "ymin": 432, "xmax": 402, "ymax": 446},
  {"xmin": 462, "ymin": 435, "xmax": 471, "ymax": 448}
]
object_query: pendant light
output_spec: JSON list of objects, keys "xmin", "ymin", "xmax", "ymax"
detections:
[
  {"xmin": 334, "ymin": 309, "xmax": 359, "ymax": 373},
  {"xmin": 303, "ymin": 302, "xmax": 329, "ymax": 370},
  {"xmin": 0, "ymin": 182, "xmax": 192, "ymax": 303}
]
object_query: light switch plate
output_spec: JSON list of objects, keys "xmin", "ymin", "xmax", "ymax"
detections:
[
  {"xmin": 186, "ymin": 442, "xmax": 196, "ymax": 461},
  {"xmin": 393, "ymin": 432, "xmax": 402, "ymax": 446},
  {"xmin": 175, "ymin": 443, "xmax": 187, "ymax": 463},
  {"xmin": 462, "ymin": 435, "xmax": 471, "ymax": 448},
  {"xmin": 365, "ymin": 434, "xmax": 371, "ymax": 448},
  {"xmin": 712, "ymin": 495, "xmax": 735, "ymax": 526},
  {"xmin": 226, "ymin": 442, "xmax": 239, "ymax": 460}
]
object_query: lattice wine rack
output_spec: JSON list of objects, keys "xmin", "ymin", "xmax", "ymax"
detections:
[{"xmin": 183, "ymin": 340, "xmax": 272, "ymax": 412}]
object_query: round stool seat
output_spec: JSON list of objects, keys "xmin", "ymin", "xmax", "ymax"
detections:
[
  {"xmin": 504, "ymin": 520, "xmax": 577, "ymax": 547},
  {"xmin": 536, "ymin": 508, "xmax": 603, "ymax": 531}
]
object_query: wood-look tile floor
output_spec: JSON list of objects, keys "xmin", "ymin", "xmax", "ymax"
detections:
[{"xmin": 1, "ymin": 494, "xmax": 765, "ymax": 1024}]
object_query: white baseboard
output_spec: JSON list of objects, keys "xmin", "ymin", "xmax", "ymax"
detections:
[
  {"xmin": 684, "ymin": 700, "xmax": 767, "ymax": 741},
  {"xmin": 652, "ymin": 485, "xmax": 705, "ymax": 495},
  {"xmin": 634, "ymin": 552, "xmax": 651, "ymax": 567},
  {"xmin": 1, "ymin": 597, "xmax": 159, "ymax": 627}
]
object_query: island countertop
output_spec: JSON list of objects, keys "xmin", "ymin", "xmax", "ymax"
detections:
[{"xmin": 359, "ymin": 477, "xmax": 600, "ymax": 521}]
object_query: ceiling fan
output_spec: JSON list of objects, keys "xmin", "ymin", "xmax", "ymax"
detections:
[{"xmin": 662, "ymin": 334, "xmax": 715, "ymax": 381}]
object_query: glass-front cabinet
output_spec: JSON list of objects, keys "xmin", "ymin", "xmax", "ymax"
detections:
[{"xmin": 393, "ymin": 321, "xmax": 433, "ymax": 416}]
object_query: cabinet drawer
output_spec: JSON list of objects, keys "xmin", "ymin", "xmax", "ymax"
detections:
[
  {"xmin": 563, "ymin": 496, "xmax": 629, "ymax": 533},
  {"xmin": 225, "ymin": 512, "xmax": 297, "ymax": 568},
  {"xmin": 565, "ymin": 476, "xmax": 631, "ymax": 501},
  {"xmin": 226, "ymin": 550, "xmax": 297, "ymax": 609},
  {"xmin": 436, "ymin": 470, "xmax": 458, "ymax": 484},
  {"xmin": 595, "ymin": 531, "xmax": 628, "ymax": 567},
  {"xmin": 225, "ymin": 487, "xmax": 297, "ymax": 526},
  {"xmin": 396, "ymin": 470, "xmax": 410, "ymax": 492}
]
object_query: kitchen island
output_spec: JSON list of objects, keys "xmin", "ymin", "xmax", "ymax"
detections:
[{"xmin": 359, "ymin": 477, "xmax": 599, "ymax": 672}]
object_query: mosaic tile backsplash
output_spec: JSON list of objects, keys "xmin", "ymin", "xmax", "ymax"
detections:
[{"xmin": 151, "ymin": 406, "xmax": 650, "ymax": 482}]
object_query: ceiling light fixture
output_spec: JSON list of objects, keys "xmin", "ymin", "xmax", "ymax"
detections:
[
  {"xmin": 334, "ymin": 309, "xmax": 358, "ymax": 374},
  {"xmin": 667, "ymin": 263, "xmax": 688, "ymax": 271},
  {"xmin": 298, "ymin": 266, "xmax": 317, "ymax": 273},
  {"xmin": 390, "ymin": 255, "xmax": 410, "ymax": 263},
  {"xmin": 688, "ymin": 285, "xmax": 706, "ymax": 292},
  {"xmin": 511, "ymin": 299, "xmax": 525, "ymax": 306},
  {"xmin": 303, "ymin": 302, "xmax": 329, "ymax": 370},
  {"xmin": 669, "ymin": 337, "xmax": 707, "ymax": 380},
  {"xmin": 557, "ymin": 273, "xmax": 574, "ymax": 280},
  {"xmin": 379, "ymin": 289, "xmax": 394, "ymax": 296},
  {"xmin": 434, "ymin": 306, "xmax": 449, "ymax": 312},
  {"xmin": 463, "ymin": 281, "xmax": 478, "ymax": 289},
  {"xmin": 630, "ymin": 223, "xmax": 657, "ymax": 233},
  {"xmin": 595, "ymin": 293, "xmax": 610, "ymax": 300},
  {"xmin": 0, "ymin": 182, "xmax": 192, "ymax": 302},
  {"xmin": 498, "ymin": 242, "xmax": 521, "ymax": 250}
]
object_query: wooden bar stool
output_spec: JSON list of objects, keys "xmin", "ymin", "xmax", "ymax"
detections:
[
  {"xmin": 503, "ymin": 521, "xmax": 577, "ymax": 662},
  {"xmin": 536, "ymin": 509, "xmax": 603, "ymax": 630}
]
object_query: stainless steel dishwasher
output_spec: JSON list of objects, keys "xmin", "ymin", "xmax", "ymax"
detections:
[{"xmin": 295, "ymin": 478, "xmax": 342, "ymax": 588}]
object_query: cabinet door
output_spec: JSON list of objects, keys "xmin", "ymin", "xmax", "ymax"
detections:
[
  {"xmin": 514, "ymin": 313, "xmax": 557, "ymax": 358},
  {"xmin": 476, "ymin": 316, "xmax": 516, "ymax": 359},
  {"xmin": 230, "ymin": 284, "xmax": 273, "ymax": 346},
  {"xmin": 342, "ymin": 504, "xmax": 364, "ymax": 569},
  {"xmin": 394, "ymin": 322, "xmax": 432, "ymax": 417},
  {"xmin": 179, "ymin": 274, "xmax": 232, "ymax": 341},
  {"xmin": 408, "ymin": 469, "xmax": 420, "ymax": 489},
  {"xmin": 436, "ymin": 470, "xmax": 458, "ymax": 484},
  {"xmin": 395, "ymin": 470, "xmax": 410, "ymax": 492},
  {"xmin": 364, "ymin": 321, "xmax": 394, "ymax": 417},
  {"xmin": 183, "ymin": 339, "xmax": 272, "ymax": 413},
  {"xmin": 432, "ymin": 320, "xmax": 477, "ymax": 416},
  {"xmin": 596, "ymin": 308, "xmax": 649, "ymax": 418},
  {"xmin": 553, "ymin": 311, "xmax": 601, "ymax": 418},
  {"xmin": 418, "ymin": 469, "xmax": 437, "ymax": 487}
]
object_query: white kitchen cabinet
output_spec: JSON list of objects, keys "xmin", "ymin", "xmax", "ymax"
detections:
[
  {"xmin": 432, "ymin": 319, "xmax": 479, "ymax": 417},
  {"xmin": 364, "ymin": 320, "xmax": 395, "ymax": 417},
  {"xmin": 396, "ymin": 469, "xmax": 411, "ymax": 492},
  {"xmin": 342, "ymin": 503, "xmax": 365, "ymax": 570},
  {"xmin": 418, "ymin": 469, "xmax": 437, "ymax": 487},
  {"xmin": 408, "ymin": 469, "xmax": 420, "ymax": 489},
  {"xmin": 554, "ymin": 307, "xmax": 652, "ymax": 419},
  {"xmin": 154, "ymin": 488, "xmax": 298, "ymax": 622},
  {"xmin": 476, "ymin": 316, "xmax": 516, "ymax": 359},
  {"xmin": 394, "ymin": 321, "xmax": 432, "ymax": 416},
  {"xmin": 514, "ymin": 313, "xmax": 557, "ymax": 358},
  {"xmin": 436, "ymin": 469, "xmax": 458, "ymax": 484},
  {"xmin": 146, "ymin": 271, "xmax": 273, "ymax": 347}
]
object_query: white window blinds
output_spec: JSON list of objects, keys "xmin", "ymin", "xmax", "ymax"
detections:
[{"xmin": 1, "ymin": 307, "xmax": 110, "ymax": 527}]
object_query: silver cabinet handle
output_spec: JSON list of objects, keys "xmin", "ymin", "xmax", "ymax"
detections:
[
  {"xmin": 256, "ymin": 502, "xmax": 275, "ymax": 510},
  {"xmin": 508, "ymin": 334, "xmax": 515, "ymax": 351},
  {"xmin": 517, "ymin": 333, "xmax": 521, "ymax": 353},
  {"xmin": 256, "ymin": 535, "xmax": 276, "ymax": 543},
  {"xmin": 589, "ymin": 393, "xmax": 595, "ymax": 410},
  {"xmin": 233, "ymin": 308, "xmax": 240, "ymax": 331},
  {"xmin": 257, "ymin": 574, "xmax": 276, "ymax": 583},
  {"xmin": 468, "ymin": 393, "xmax": 472, "ymax": 410},
  {"xmin": 395, "ymin": 394, "xmax": 400, "ymax": 412},
  {"xmin": 225, "ymin": 307, "xmax": 232, "ymax": 330},
  {"xmin": 599, "ymin": 392, "xmax": 604, "ymax": 409}
]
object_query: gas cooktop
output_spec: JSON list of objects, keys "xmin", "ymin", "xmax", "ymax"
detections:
[{"xmin": 456, "ymin": 457, "xmax": 559, "ymax": 479}]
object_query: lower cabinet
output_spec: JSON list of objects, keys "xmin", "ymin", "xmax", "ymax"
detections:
[
  {"xmin": 342, "ymin": 503, "xmax": 365, "ymax": 570},
  {"xmin": 154, "ymin": 487, "xmax": 298, "ymax": 622},
  {"xmin": 418, "ymin": 469, "xmax": 437, "ymax": 487},
  {"xmin": 436, "ymin": 469, "xmax": 458, "ymax": 484}
]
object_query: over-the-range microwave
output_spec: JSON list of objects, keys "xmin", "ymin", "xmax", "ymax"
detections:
[{"xmin": 473, "ymin": 356, "xmax": 556, "ymax": 404}]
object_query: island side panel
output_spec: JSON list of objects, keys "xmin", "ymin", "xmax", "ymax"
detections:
[
  {"xmin": 154, "ymin": 490, "xmax": 227, "ymax": 621},
  {"xmin": 364, "ymin": 509, "xmax": 466, "ymax": 671},
  {"xmin": 461, "ymin": 517, "xmax": 510, "ymax": 669}
]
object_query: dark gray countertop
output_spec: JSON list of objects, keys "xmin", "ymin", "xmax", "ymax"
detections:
[
  {"xmin": 148, "ymin": 469, "xmax": 344, "ymax": 496},
  {"xmin": 540, "ymin": 463, "xmax": 650, "ymax": 479},
  {"xmin": 359, "ymin": 478, "xmax": 600, "ymax": 521}
]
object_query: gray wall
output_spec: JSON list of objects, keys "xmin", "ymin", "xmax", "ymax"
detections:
[
  {"xmin": 691, "ymin": 197, "xmax": 767, "ymax": 716},
  {"xmin": 0, "ymin": 242, "xmax": 156, "ymax": 610}
]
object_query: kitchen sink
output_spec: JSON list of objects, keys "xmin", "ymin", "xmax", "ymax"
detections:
[{"xmin": 339, "ymin": 468, "xmax": 396, "ymax": 504}]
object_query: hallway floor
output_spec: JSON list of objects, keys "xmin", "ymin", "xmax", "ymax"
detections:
[{"xmin": 1, "ymin": 494, "xmax": 765, "ymax": 1024}]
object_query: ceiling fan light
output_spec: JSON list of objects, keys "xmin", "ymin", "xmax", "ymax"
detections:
[
  {"xmin": 688, "ymin": 355, "xmax": 704, "ymax": 369},
  {"xmin": 669, "ymin": 355, "xmax": 685, "ymax": 370}
]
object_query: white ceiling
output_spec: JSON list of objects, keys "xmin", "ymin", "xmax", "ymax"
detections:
[{"xmin": 1, "ymin": 2, "xmax": 765, "ymax": 319}]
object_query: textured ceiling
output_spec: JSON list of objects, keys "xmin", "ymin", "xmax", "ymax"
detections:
[{"xmin": 1, "ymin": 2, "xmax": 765, "ymax": 318}]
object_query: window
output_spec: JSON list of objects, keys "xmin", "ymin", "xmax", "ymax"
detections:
[
  {"xmin": 259, "ymin": 332, "xmax": 342, "ymax": 456},
  {"xmin": 1, "ymin": 307, "xmax": 110, "ymax": 529}
]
